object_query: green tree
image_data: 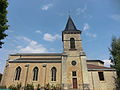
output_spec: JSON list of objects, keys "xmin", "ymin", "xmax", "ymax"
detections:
[
  {"xmin": 8, "ymin": 85, "xmax": 17, "ymax": 90},
  {"xmin": 109, "ymin": 37, "xmax": 120, "ymax": 89},
  {"xmin": 0, "ymin": 85, "xmax": 6, "ymax": 89},
  {"xmin": 0, "ymin": 0, "xmax": 9, "ymax": 48},
  {"xmin": 24, "ymin": 84, "xmax": 34, "ymax": 90}
]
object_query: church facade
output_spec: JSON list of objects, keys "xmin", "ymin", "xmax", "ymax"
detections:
[{"xmin": 1, "ymin": 17, "xmax": 116, "ymax": 90}]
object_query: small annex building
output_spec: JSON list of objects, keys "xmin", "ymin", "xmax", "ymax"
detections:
[{"xmin": 1, "ymin": 17, "xmax": 116, "ymax": 90}]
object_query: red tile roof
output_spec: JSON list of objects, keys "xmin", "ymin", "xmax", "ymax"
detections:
[{"xmin": 87, "ymin": 64, "xmax": 115, "ymax": 71}]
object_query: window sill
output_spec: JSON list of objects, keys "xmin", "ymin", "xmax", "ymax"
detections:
[
  {"xmin": 51, "ymin": 81, "xmax": 56, "ymax": 82},
  {"xmin": 69, "ymin": 49, "xmax": 77, "ymax": 51},
  {"xmin": 99, "ymin": 80, "xmax": 105, "ymax": 83},
  {"xmin": 14, "ymin": 80, "xmax": 20, "ymax": 82},
  {"xmin": 32, "ymin": 81, "xmax": 39, "ymax": 82},
  {"xmin": 51, "ymin": 81, "xmax": 57, "ymax": 83}
]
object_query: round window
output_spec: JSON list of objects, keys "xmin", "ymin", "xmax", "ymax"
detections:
[{"xmin": 71, "ymin": 61, "xmax": 77, "ymax": 66}]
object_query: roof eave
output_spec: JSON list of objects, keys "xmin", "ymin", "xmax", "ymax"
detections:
[{"xmin": 88, "ymin": 69, "xmax": 116, "ymax": 71}]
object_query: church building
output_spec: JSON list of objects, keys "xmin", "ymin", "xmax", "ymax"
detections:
[{"xmin": 1, "ymin": 17, "xmax": 116, "ymax": 90}]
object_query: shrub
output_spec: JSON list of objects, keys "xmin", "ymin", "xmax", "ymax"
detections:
[
  {"xmin": 37, "ymin": 84, "xmax": 41, "ymax": 90},
  {"xmin": 0, "ymin": 85, "xmax": 7, "ymax": 89},
  {"xmin": 24, "ymin": 84, "xmax": 34, "ymax": 90},
  {"xmin": 44, "ymin": 83, "xmax": 61, "ymax": 90},
  {"xmin": 44, "ymin": 83, "xmax": 50, "ymax": 90},
  {"xmin": 16, "ymin": 83, "xmax": 22, "ymax": 90},
  {"xmin": 8, "ymin": 85, "xmax": 17, "ymax": 90},
  {"xmin": 50, "ymin": 84, "xmax": 55, "ymax": 90},
  {"xmin": 55, "ymin": 84, "xmax": 61, "ymax": 90},
  {"xmin": 8, "ymin": 83, "xmax": 21, "ymax": 90}
]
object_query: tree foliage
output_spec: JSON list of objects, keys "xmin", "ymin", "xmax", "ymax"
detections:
[
  {"xmin": 0, "ymin": 0, "xmax": 9, "ymax": 48},
  {"xmin": 0, "ymin": 85, "xmax": 6, "ymax": 89},
  {"xmin": 8, "ymin": 83, "xmax": 21, "ymax": 90},
  {"xmin": 8, "ymin": 85, "xmax": 17, "ymax": 90},
  {"xmin": 24, "ymin": 84, "xmax": 34, "ymax": 90},
  {"xmin": 109, "ymin": 37, "xmax": 120, "ymax": 88}
]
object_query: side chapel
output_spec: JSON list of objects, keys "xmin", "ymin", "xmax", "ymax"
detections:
[{"xmin": 1, "ymin": 17, "xmax": 116, "ymax": 90}]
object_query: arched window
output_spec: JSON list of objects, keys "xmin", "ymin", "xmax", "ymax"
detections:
[
  {"xmin": 70, "ymin": 38, "xmax": 75, "ymax": 49},
  {"xmin": 15, "ymin": 66, "xmax": 21, "ymax": 80},
  {"xmin": 51, "ymin": 67, "xmax": 57, "ymax": 81},
  {"xmin": 33, "ymin": 67, "xmax": 39, "ymax": 81}
]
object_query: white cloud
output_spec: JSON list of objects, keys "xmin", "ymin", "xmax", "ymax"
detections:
[
  {"xmin": 76, "ymin": 4, "xmax": 87, "ymax": 15},
  {"xmin": 35, "ymin": 30, "xmax": 42, "ymax": 34},
  {"xmin": 41, "ymin": 4, "xmax": 53, "ymax": 11},
  {"xmin": 17, "ymin": 36, "xmax": 48, "ymax": 53},
  {"xmin": 7, "ymin": 30, "xmax": 14, "ymax": 33},
  {"xmin": 86, "ymin": 32, "xmax": 96, "ymax": 38},
  {"xmin": 43, "ymin": 33, "xmax": 61, "ymax": 42},
  {"xmin": 83, "ymin": 23, "xmax": 90, "ymax": 31},
  {"xmin": 102, "ymin": 60, "xmax": 112, "ymax": 67},
  {"xmin": 110, "ymin": 14, "xmax": 120, "ymax": 21},
  {"xmin": 16, "ymin": 45, "xmax": 22, "ymax": 49},
  {"xmin": 49, "ymin": 48, "xmax": 56, "ymax": 52},
  {"xmin": 83, "ymin": 23, "xmax": 96, "ymax": 38}
]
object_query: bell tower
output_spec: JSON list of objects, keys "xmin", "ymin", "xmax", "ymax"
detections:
[
  {"xmin": 61, "ymin": 16, "xmax": 90, "ymax": 90},
  {"xmin": 62, "ymin": 16, "xmax": 82, "ymax": 52}
]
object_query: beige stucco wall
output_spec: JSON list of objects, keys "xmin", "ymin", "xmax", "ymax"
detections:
[
  {"xmin": 62, "ymin": 32, "xmax": 90, "ymax": 89},
  {"xmin": 63, "ymin": 33, "xmax": 82, "ymax": 52},
  {"xmin": 61, "ymin": 51, "xmax": 89, "ymax": 90},
  {"xmin": 62, "ymin": 52, "xmax": 83, "ymax": 89},
  {"xmin": 87, "ymin": 61, "xmax": 104, "ymax": 66},
  {"xmin": 1, "ymin": 62, "xmax": 62, "ymax": 88},
  {"xmin": 88, "ymin": 70, "xmax": 116, "ymax": 90}
]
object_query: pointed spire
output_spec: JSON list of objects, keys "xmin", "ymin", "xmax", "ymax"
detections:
[{"xmin": 64, "ymin": 16, "xmax": 77, "ymax": 31}]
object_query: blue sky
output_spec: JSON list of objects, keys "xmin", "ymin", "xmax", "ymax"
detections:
[{"xmin": 0, "ymin": 0, "xmax": 120, "ymax": 73}]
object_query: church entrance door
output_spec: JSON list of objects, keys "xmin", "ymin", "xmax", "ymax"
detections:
[{"xmin": 73, "ymin": 78, "xmax": 77, "ymax": 89}]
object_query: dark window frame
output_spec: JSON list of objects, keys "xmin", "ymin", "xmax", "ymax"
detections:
[
  {"xmin": 98, "ymin": 72, "xmax": 104, "ymax": 81},
  {"xmin": 71, "ymin": 61, "xmax": 77, "ymax": 66},
  {"xmin": 33, "ymin": 67, "xmax": 39, "ymax": 81},
  {"xmin": 72, "ymin": 71, "xmax": 77, "ymax": 76},
  {"xmin": 70, "ymin": 38, "xmax": 75, "ymax": 49},
  {"xmin": 15, "ymin": 66, "xmax": 21, "ymax": 80},
  {"xmin": 51, "ymin": 67, "xmax": 57, "ymax": 81}
]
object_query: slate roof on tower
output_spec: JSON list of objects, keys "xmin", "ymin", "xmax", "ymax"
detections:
[
  {"xmin": 63, "ymin": 16, "xmax": 81, "ymax": 33},
  {"xmin": 64, "ymin": 16, "xmax": 77, "ymax": 31},
  {"xmin": 62, "ymin": 16, "xmax": 81, "ymax": 41}
]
